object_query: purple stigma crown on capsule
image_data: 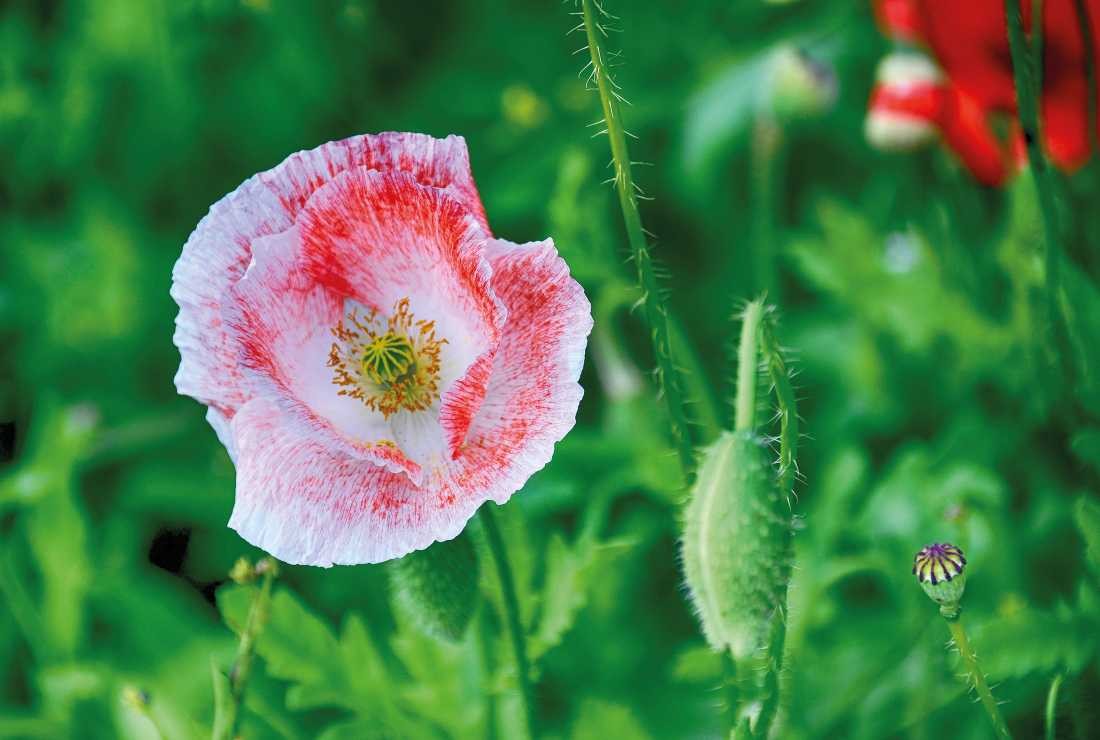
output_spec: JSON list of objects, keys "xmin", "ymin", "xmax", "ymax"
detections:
[{"xmin": 913, "ymin": 543, "xmax": 966, "ymax": 585}]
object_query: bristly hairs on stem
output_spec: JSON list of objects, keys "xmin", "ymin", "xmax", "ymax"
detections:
[
  {"xmin": 750, "ymin": 299, "xmax": 798, "ymax": 740},
  {"xmin": 574, "ymin": 0, "xmax": 697, "ymax": 482},
  {"xmin": 760, "ymin": 305, "xmax": 799, "ymax": 502},
  {"xmin": 946, "ymin": 617, "xmax": 1013, "ymax": 739}
]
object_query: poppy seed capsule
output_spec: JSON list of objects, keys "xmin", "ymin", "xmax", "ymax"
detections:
[{"xmin": 913, "ymin": 542, "xmax": 967, "ymax": 618}]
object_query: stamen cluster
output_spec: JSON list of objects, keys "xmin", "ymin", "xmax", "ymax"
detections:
[{"xmin": 328, "ymin": 298, "xmax": 446, "ymax": 418}]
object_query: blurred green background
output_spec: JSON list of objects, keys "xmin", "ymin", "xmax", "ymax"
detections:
[{"xmin": 2, "ymin": 0, "xmax": 1100, "ymax": 738}]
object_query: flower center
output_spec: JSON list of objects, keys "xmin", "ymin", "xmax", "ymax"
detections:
[{"xmin": 328, "ymin": 298, "xmax": 446, "ymax": 418}]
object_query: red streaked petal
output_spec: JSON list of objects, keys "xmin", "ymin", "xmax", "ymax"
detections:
[
  {"xmin": 227, "ymin": 396, "xmax": 476, "ymax": 566},
  {"xmin": 448, "ymin": 238, "xmax": 592, "ymax": 505},
  {"xmin": 295, "ymin": 168, "xmax": 506, "ymax": 461},
  {"xmin": 172, "ymin": 132, "xmax": 488, "ymax": 423},
  {"xmin": 222, "ymin": 223, "xmax": 424, "ymax": 482}
]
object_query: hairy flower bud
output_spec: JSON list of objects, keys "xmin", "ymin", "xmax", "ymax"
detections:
[
  {"xmin": 682, "ymin": 431, "xmax": 791, "ymax": 659},
  {"xmin": 389, "ymin": 532, "xmax": 480, "ymax": 642}
]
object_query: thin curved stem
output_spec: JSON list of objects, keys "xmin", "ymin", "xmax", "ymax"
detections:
[
  {"xmin": 479, "ymin": 506, "xmax": 534, "ymax": 739},
  {"xmin": 579, "ymin": 0, "xmax": 696, "ymax": 481},
  {"xmin": 1045, "ymin": 673, "xmax": 1063, "ymax": 740},
  {"xmin": 1071, "ymin": 0, "xmax": 1098, "ymax": 158},
  {"xmin": 1004, "ymin": 0, "xmax": 1069, "ymax": 358},
  {"xmin": 217, "ymin": 558, "xmax": 277, "ymax": 740},
  {"xmin": 945, "ymin": 615, "xmax": 1012, "ymax": 740}
]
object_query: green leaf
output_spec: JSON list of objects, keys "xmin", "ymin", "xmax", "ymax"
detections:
[
  {"xmin": 1075, "ymin": 497, "xmax": 1100, "ymax": 573},
  {"xmin": 1060, "ymin": 262, "xmax": 1100, "ymax": 416},
  {"xmin": 529, "ymin": 532, "xmax": 619, "ymax": 661},
  {"xmin": 209, "ymin": 658, "xmax": 232, "ymax": 740},
  {"xmin": 571, "ymin": 699, "xmax": 651, "ymax": 740},
  {"xmin": 316, "ymin": 720, "xmax": 397, "ymax": 740},
  {"xmin": 1071, "ymin": 428, "xmax": 1100, "ymax": 475}
]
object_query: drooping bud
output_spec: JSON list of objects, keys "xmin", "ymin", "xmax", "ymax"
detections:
[
  {"xmin": 682, "ymin": 431, "xmax": 792, "ymax": 659},
  {"xmin": 389, "ymin": 531, "xmax": 480, "ymax": 642},
  {"xmin": 913, "ymin": 542, "xmax": 967, "ymax": 618},
  {"xmin": 769, "ymin": 46, "xmax": 837, "ymax": 121},
  {"xmin": 866, "ymin": 52, "xmax": 944, "ymax": 151}
]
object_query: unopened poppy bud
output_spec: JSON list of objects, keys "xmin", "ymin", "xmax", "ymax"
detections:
[
  {"xmin": 121, "ymin": 685, "xmax": 150, "ymax": 709},
  {"xmin": 389, "ymin": 531, "xmax": 480, "ymax": 642},
  {"xmin": 229, "ymin": 557, "xmax": 255, "ymax": 584},
  {"xmin": 254, "ymin": 557, "xmax": 279, "ymax": 578},
  {"xmin": 913, "ymin": 542, "xmax": 967, "ymax": 618},
  {"xmin": 682, "ymin": 431, "xmax": 791, "ymax": 659},
  {"xmin": 770, "ymin": 47, "xmax": 837, "ymax": 120},
  {"xmin": 866, "ymin": 52, "xmax": 944, "ymax": 151}
]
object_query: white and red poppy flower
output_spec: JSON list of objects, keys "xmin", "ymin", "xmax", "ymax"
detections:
[{"xmin": 171, "ymin": 133, "xmax": 592, "ymax": 566}]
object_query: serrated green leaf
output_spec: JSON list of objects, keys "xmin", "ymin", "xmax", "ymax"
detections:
[{"xmin": 529, "ymin": 532, "xmax": 613, "ymax": 661}]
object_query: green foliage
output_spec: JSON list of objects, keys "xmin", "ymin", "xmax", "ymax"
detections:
[
  {"xmin": 1075, "ymin": 497, "xmax": 1100, "ymax": 574},
  {"xmin": 2, "ymin": 0, "xmax": 1100, "ymax": 738}
]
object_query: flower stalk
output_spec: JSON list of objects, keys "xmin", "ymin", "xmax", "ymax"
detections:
[
  {"xmin": 216, "ymin": 556, "xmax": 278, "ymax": 740},
  {"xmin": 945, "ymin": 617, "xmax": 1012, "ymax": 740},
  {"xmin": 913, "ymin": 543, "xmax": 1011, "ymax": 739},
  {"xmin": 1004, "ymin": 0, "xmax": 1075, "ymax": 376},
  {"xmin": 734, "ymin": 300, "xmax": 764, "ymax": 432},
  {"xmin": 579, "ymin": 0, "xmax": 696, "ymax": 480},
  {"xmin": 479, "ymin": 506, "xmax": 534, "ymax": 739}
]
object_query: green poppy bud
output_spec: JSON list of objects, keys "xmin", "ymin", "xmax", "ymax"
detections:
[
  {"xmin": 390, "ymin": 531, "xmax": 480, "ymax": 642},
  {"xmin": 682, "ymin": 431, "xmax": 792, "ymax": 659}
]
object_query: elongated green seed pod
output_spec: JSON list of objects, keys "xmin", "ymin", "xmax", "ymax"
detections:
[
  {"xmin": 389, "ymin": 531, "xmax": 479, "ymax": 642},
  {"xmin": 682, "ymin": 430, "xmax": 791, "ymax": 659}
]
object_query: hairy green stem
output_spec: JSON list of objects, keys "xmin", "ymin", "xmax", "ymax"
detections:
[
  {"xmin": 1004, "ymin": 0, "xmax": 1067, "ymax": 352},
  {"xmin": 734, "ymin": 301, "xmax": 765, "ymax": 432},
  {"xmin": 945, "ymin": 616, "xmax": 1012, "ymax": 739},
  {"xmin": 730, "ymin": 299, "xmax": 794, "ymax": 740},
  {"xmin": 478, "ymin": 610, "xmax": 500, "ymax": 740},
  {"xmin": 1045, "ymin": 673, "xmax": 1063, "ymax": 740},
  {"xmin": 479, "ymin": 506, "xmax": 534, "ymax": 739},
  {"xmin": 752, "ymin": 605, "xmax": 788, "ymax": 740},
  {"xmin": 579, "ymin": 0, "xmax": 695, "ymax": 480},
  {"xmin": 753, "ymin": 316, "xmax": 796, "ymax": 740},
  {"xmin": 217, "ymin": 559, "xmax": 277, "ymax": 740},
  {"xmin": 1071, "ymin": 0, "xmax": 1098, "ymax": 158},
  {"xmin": 759, "ymin": 317, "xmax": 798, "ymax": 497}
]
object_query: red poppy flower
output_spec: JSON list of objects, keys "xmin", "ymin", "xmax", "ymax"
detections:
[
  {"xmin": 868, "ymin": 0, "xmax": 1100, "ymax": 184},
  {"xmin": 172, "ymin": 133, "xmax": 592, "ymax": 565}
]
